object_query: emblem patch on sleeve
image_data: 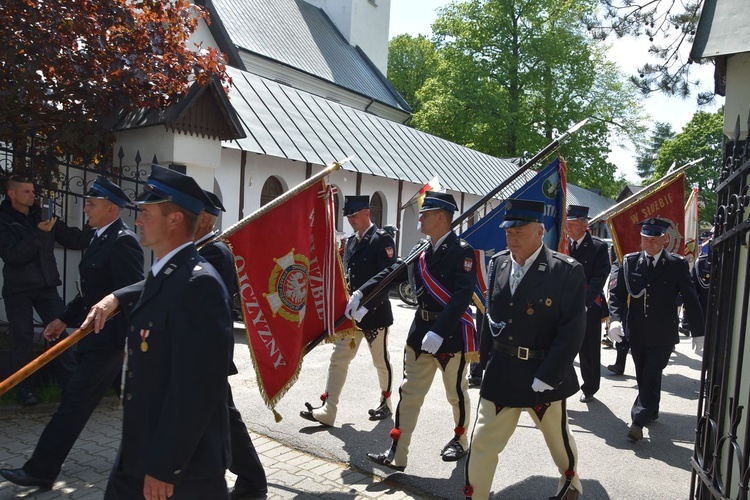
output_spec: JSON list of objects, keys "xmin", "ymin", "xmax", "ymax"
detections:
[
  {"xmin": 385, "ymin": 246, "xmax": 394, "ymax": 259},
  {"xmin": 463, "ymin": 258, "xmax": 474, "ymax": 272}
]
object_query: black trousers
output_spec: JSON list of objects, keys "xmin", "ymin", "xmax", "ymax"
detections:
[
  {"xmin": 578, "ymin": 306, "xmax": 603, "ymax": 396},
  {"xmin": 6, "ymin": 287, "xmax": 76, "ymax": 395},
  {"xmin": 23, "ymin": 349, "xmax": 124, "ymax": 481},
  {"xmin": 227, "ymin": 385, "xmax": 267, "ymax": 492},
  {"xmin": 630, "ymin": 343, "xmax": 673, "ymax": 427}
]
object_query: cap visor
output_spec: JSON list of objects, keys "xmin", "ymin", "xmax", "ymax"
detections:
[{"xmin": 500, "ymin": 219, "xmax": 532, "ymax": 228}]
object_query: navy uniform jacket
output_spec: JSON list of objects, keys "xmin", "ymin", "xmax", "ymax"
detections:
[
  {"xmin": 691, "ymin": 253, "xmax": 710, "ymax": 315},
  {"xmin": 609, "ymin": 251, "xmax": 705, "ymax": 346},
  {"xmin": 480, "ymin": 247, "xmax": 586, "ymax": 407},
  {"xmin": 569, "ymin": 232, "xmax": 610, "ymax": 314},
  {"xmin": 360, "ymin": 231, "xmax": 476, "ymax": 354},
  {"xmin": 58, "ymin": 218, "xmax": 143, "ymax": 352},
  {"xmin": 113, "ymin": 245, "xmax": 233, "ymax": 484},
  {"xmin": 198, "ymin": 236, "xmax": 239, "ymax": 376},
  {"xmin": 343, "ymin": 225, "xmax": 397, "ymax": 330}
]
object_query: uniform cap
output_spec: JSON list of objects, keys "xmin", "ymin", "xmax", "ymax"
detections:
[
  {"xmin": 639, "ymin": 217, "xmax": 671, "ymax": 237},
  {"xmin": 343, "ymin": 195, "xmax": 370, "ymax": 216},
  {"xmin": 135, "ymin": 164, "xmax": 209, "ymax": 216},
  {"xmin": 501, "ymin": 199, "xmax": 545, "ymax": 228},
  {"xmin": 85, "ymin": 176, "xmax": 129, "ymax": 208},
  {"xmin": 566, "ymin": 204, "xmax": 590, "ymax": 220},
  {"xmin": 202, "ymin": 189, "xmax": 225, "ymax": 216},
  {"xmin": 420, "ymin": 191, "xmax": 458, "ymax": 213}
]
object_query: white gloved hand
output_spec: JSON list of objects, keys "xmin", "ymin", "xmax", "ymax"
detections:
[
  {"xmin": 345, "ymin": 290, "xmax": 363, "ymax": 319},
  {"xmin": 531, "ymin": 377, "xmax": 554, "ymax": 392},
  {"xmin": 351, "ymin": 306, "xmax": 368, "ymax": 322},
  {"xmin": 421, "ymin": 331, "xmax": 443, "ymax": 354},
  {"xmin": 607, "ymin": 321, "xmax": 624, "ymax": 344},
  {"xmin": 692, "ymin": 336, "xmax": 705, "ymax": 355}
]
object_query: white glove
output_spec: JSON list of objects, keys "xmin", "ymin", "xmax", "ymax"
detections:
[
  {"xmin": 531, "ymin": 377, "xmax": 554, "ymax": 392},
  {"xmin": 345, "ymin": 290, "xmax": 363, "ymax": 319},
  {"xmin": 351, "ymin": 306, "xmax": 368, "ymax": 322},
  {"xmin": 607, "ymin": 321, "xmax": 624, "ymax": 344},
  {"xmin": 692, "ymin": 336, "xmax": 705, "ymax": 355},
  {"xmin": 421, "ymin": 331, "xmax": 443, "ymax": 354}
]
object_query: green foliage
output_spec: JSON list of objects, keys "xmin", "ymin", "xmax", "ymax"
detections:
[
  {"xmin": 636, "ymin": 122, "xmax": 676, "ymax": 180},
  {"xmin": 652, "ymin": 109, "xmax": 723, "ymax": 223},
  {"xmin": 387, "ymin": 0, "xmax": 645, "ymax": 199},
  {"xmin": 387, "ymin": 35, "xmax": 439, "ymax": 116}
]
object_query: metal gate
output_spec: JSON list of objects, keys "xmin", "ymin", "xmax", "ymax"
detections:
[
  {"xmin": 0, "ymin": 138, "xmax": 151, "ymax": 319},
  {"xmin": 691, "ymin": 113, "xmax": 750, "ymax": 499}
]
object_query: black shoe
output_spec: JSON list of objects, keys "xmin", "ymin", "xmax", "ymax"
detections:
[
  {"xmin": 579, "ymin": 393, "xmax": 594, "ymax": 403},
  {"xmin": 607, "ymin": 364, "xmax": 624, "ymax": 376},
  {"xmin": 229, "ymin": 485, "xmax": 268, "ymax": 499},
  {"xmin": 299, "ymin": 403, "xmax": 330, "ymax": 426},
  {"xmin": 366, "ymin": 452, "xmax": 405, "ymax": 472},
  {"xmin": 18, "ymin": 391, "xmax": 38, "ymax": 406},
  {"xmin": 0, "ymin": 468, "xmax": 53, "ymax": 489},
  {"xmin": 468, "ymin": 376, "xmax": 481, "ymax": 388},
  {"xmin": 368, "ymin": 401, "xmax": 392, "ymax": 421},
  {"xmin": 627, "ymin": 424, "xmax": 643, "ymax": 442},
  {"xmin": 441, "ymin": 439, "xmax": 467, "ymax": 462},
  {"xmin": 601, "ymin": 338, "xmax": 614, "ymax": 349}
]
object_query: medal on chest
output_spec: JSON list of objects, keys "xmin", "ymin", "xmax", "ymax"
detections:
[{"xmin": 140, "ymin": 329, "xmax": 150, "ymax": 352}]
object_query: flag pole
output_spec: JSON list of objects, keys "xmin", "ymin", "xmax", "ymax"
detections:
[
  {"xmin": 304, "ymin": 118, "xmax": 591, "ymax": 353},
  {"xmin": 0, "ymin": 157, "xmax": 352, "ymax": 397},
  {"xmin": 589, "ymin": 157, "xmax": 703, "ymax": 225}
]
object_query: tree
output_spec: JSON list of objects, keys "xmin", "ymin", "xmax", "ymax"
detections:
[
  {"xmin": 585, "ymin": 0, "xmax": 713, "ymax": 104},
  {"xmin": 388, "ymin": 0, "xmax": 645, "ymax": 199},
  {"xmin": 652, "ymin": 109, "xmax": 723, "ymax": 223},
  {"xmin": 0, "ymin": 0, "xmax": 229, "ymax": 185},
  {"xmin": 387, "ymin": 35, "xmax": 438, "ymax": 116},
  {"xmin": 635, "ymin": 122, "xmax": 675, "ymax": 180}
]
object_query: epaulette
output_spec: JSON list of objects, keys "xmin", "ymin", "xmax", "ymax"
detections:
[
  {"xmin": 624, "ymin": 252, "xmax": 640, "ymax": 260},
  {"xmin": 459, "ymin": 240, "xmax": 468, "ymax": 247},
  {"xmin": 551, "ymin": 251, "xmax": 578, "ymax": 266},
  {"xmin": 490, "ymin": 249, "xmax": 510, "ymax": 262},
  {"xmin": 674, "ymin": 254, "xmax": 686, "ymax": 261},
  {"xmin": 375, "ymin": 229, "xmax": 387, "ymax": 236}
]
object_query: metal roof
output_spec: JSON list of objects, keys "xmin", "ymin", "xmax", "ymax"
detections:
[
  {"xmin": 691, "ymin": 0, "xmax": 750, "ymax": 60},
  {"xmin": 224, "ymin": 66, "xmax": 616, "ymax": 216},
  {"xmin": 210, "ymin": 0, "xmax": 410, "ymax": 113}
]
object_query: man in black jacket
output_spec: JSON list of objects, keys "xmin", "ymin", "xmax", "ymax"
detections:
[
  {"xmin": 0, "ymin": 176, "xmax": 143, "ymax": 490},
  {"xmin": 300, "ymin": 195, "xmax": 397, "ymax": 426},
  {"xmin": 350, "ymin": 192, "xmax": 477, "ymax": 471},
  {"xmin": 566, "ymin": 205, "xmax": 610, "ymax": 403},
  {"xmin": 195, "ymin": 190, "xmax": 268, "ymax": 500},
  {"xmin": 0, "ymin": 175, "xmax": 93, "ymax": 405},
  {"xmin": 608, "ymin": 217, "xmax": 705, "ymax": 442},
  {"xmin": 464, "ymin": 199, "xmax": 586, "ymax": 500}
]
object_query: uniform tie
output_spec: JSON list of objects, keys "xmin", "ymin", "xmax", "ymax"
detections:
[
  {"xmin": 570, "ymin": 240, "xmax": 578, "ymax": 254},
  {"xmin": 647, "ymin": 255, "xmax": 655, "ymax": 270},
  {"xmin": 510, "ymin": 267, "xmax": 524, "ymax": 296}
]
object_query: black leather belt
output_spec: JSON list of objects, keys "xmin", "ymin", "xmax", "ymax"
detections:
[
  {"xmin": 417, "ymin": 308, "xmax": 440, "ymax": 321},
  {"xmin": 493, "ymin": 341, "xmax": 547, "ymax": 360}
]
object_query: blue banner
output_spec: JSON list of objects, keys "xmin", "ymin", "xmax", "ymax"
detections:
[{"xmin": 460, "ymin": 157, "xmax": 566, "ymax": 305}]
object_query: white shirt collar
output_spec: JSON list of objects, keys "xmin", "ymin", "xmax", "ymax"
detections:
[
  {"xmin": 511, "ymin": 242, "xmax": 544, "ymax": 273},
  {"xmin": 644, "ymin": 249, "xmax": 664, "ymax": 263},
  {"xmin": 95, "ymin": 219, "xmax": 118, "ymax": 238},
  {"xmin": 150, "ymin": 242, "xmax": 194, "ymax": 276},
  {"xmin": 430, "ymin": 230, "xmax": 452, "ymax": 250}
]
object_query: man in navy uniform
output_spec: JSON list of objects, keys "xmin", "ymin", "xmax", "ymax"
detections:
[
  {"xmin": 0, "ymin": 176, "xmax": 143, "ymax": 490},
  {"xmin": 0, "ymin": 175, "xmax": 94, "ymax": 405},
  {"xmin": 607, "ymin": 217, "xmax": 705, "ymax": 442},
  {"xmin": 348, "ymin": 191, "xmax": 476, "ymax": 471},
  {"xmin": 463, "ymin": 199, "xmax": 586, "ymax": 500},
  {"xmin": 299, "ymin": 195, "xmax": 397, "ymax": 426},
  {"xmin": 566, "ymin": 205, "xmax": 609, "ymax": 402},
  {"xmin": 82, "ymin": 165, "xmax": 233, "ymax": 499},
  {"xmin": 195, "ymin": 190, "xmax": 268, "ymax": 499}
]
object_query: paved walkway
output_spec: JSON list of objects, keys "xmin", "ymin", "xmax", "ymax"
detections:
[{"xmin": 0, "ymin": 397, "xmax": 424, "ymax": 499}]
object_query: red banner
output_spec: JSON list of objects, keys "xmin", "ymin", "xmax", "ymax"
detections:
[
  {"xmin": 225, "ymin": 181, "xmax": 355, "ymax": 417},
  {"xmin": 608, "ymin": 173, "xmax": 686, "ymax": 261}
]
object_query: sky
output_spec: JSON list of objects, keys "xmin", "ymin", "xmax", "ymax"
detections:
[{"xmin": 388, "ymin": 0, "xmax": 724, "ymax": 184}]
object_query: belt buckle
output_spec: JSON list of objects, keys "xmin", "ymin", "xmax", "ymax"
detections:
[{"xmin": 517, "ymin": 346, "xmax": 529, "ymax": 360}]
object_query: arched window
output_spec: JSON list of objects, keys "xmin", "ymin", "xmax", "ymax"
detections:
[
  {"xmin": 370, "ymin": 192, "xmax": 384, "ymax": 227},
  {"xmin": 260, "ymin": 176, "xmax": 283, "ymax": 207}
]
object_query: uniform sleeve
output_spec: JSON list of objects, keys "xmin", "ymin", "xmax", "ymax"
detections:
[
  {"xmin": 585, "ymin": 241, "xmax": 610, "ymax": 307},
  {"xmin": 534, "ymin": 262, "xmax": 586, "ymax": 387},
  {"xmin": 110, "ymin": 233, "xmax": 145, "ymax": 291},
  {"xmin": 608, "ymin": 262, "xmax": 628, "ymax": 323},
  {"xmin": 676, "ymin": 257, "xmax": 705, "ymax": 337},
  {"xmin": 431, "ymin": 244, "xmax": 476, "ymax": 338},
  {"xmin": 53, "ymin": 220, "xmax": 95, "ymax": 250},
  {"xmin": 145, "ymin": 272, "xmax": 232, "ymax": 482}
]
